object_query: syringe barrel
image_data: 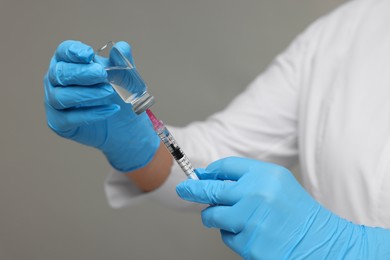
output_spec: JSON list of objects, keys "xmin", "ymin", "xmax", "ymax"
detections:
[{"xmin": 157, "ymin": 127, "xmax": 199, "ymax": 180}]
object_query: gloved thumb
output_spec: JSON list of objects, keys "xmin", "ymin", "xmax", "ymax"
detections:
[
  {"xmin": 110, "ymin": 41, "xmax": 136, "ymax": 68},
  {"xmin": 204, "ymin": 156, "xmax": 254, "ymax": 181}
]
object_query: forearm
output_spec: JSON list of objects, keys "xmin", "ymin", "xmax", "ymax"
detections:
[{"xmin": 125, "ymin": 141, "xmax": 173, "ymax": 192}]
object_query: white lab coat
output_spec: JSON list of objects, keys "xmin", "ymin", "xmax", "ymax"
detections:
[{"xmin": 105, "ymin": 0, "xmax": 390, "ymax": 229}]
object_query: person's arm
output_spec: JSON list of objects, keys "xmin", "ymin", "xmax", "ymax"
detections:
[
  {"xmin": 125, "ymin": 142, "xmax": 172, "ymax": 192},
  {"xmin": 105, "ymin": 4, "xmax": 324, "ymax": 206}
]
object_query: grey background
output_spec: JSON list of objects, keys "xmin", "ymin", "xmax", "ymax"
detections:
[{"xmin": 0, "ymin": 0, "xmax": 344, "ymax": 259}]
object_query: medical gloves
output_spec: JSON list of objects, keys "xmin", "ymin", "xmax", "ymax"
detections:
[
  {"xmin": 44, "ymin": 40, "xmax": 160, "ymax": 172},
  {"xmin": 177, "ymin": 157, "xmax": 390, "ymax": 259}
]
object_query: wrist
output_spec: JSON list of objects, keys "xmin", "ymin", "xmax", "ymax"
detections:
[
  {"xmin": 287, "ymin": 205, "xmax": 349, "ymax": 258},
  {"xmin": 292, "ymin": 205, "xmax": 377, "ymax": 259},
  {"xmin": 126, "ymin": 142, "xmax": 173, "ymax": 192},
  {"xmin": 365, "ymin": 225, "xmax": 390, "ymax": 258}
]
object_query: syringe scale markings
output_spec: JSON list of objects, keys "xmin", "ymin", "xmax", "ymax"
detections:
[{"xmin": 146, "ymin": 109, "xmax": 198, "ymax": 180}]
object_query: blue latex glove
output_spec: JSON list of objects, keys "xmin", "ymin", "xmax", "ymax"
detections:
[
  {"xmin": 44, "ymin": 40, "xmax": 160, "ymax": 172},
  {"xmin": 177, "ymin": 157, "xmax": 390, "ymax": 259}
]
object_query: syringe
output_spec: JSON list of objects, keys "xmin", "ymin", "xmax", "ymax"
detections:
[{"xmin": 146, "ymin": 109, "xmax": 199, "ymax": 180}]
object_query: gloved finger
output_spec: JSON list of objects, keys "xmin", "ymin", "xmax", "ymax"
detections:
[
  {"xmin": 195, "ymin": 168, "xmax": 222, "ymax": 180},
  {"xmin": 49, "ymin": 61, "xmax": 107, "ymax": 86},
  {"xmin": 110, "ymin": 41, "xmax": 135, "ymax": 67},
  {"xmin": 47, "ymin": 84, "xmax": 115, "ymax": 110},
  {"xmin": 220, "ymin": 230, "xmax": 242, "ymax": 255},
  {"xmin": 55, "ymin": 40, "xmax": 94, "ymax": 63},
  {"xmin": 205, "ymin": 156, "xmax": 266, "ymax": 181},
  {"xmin": 44, "ymin": 74, "xmax": 114, "ymax": 109},
  {"xmin": 93, "ymin": 54, "xmax": 110, "ymax": 68},
  {"xmin": 201, "ymin": 195, "xmax": 261, "ymax": 233},
  {"xmin": 45, "ymin": 103, "xmax": 120, "ymax": 133},
  {"xmin": 201, "ymin": 206, "xmax": 245, "ymax": 234},
  {"xmin": 176, "ymin": 179, "xmax": 237, "ymax": 205}
]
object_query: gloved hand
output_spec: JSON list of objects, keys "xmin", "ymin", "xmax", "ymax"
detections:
[
  {"xmin": 177, "ymin": 157, "xmax": 390, "ymax": 259},
  {"xmin": 44, "ymin": 40, "xmax": 160, "ymax": 172}
]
